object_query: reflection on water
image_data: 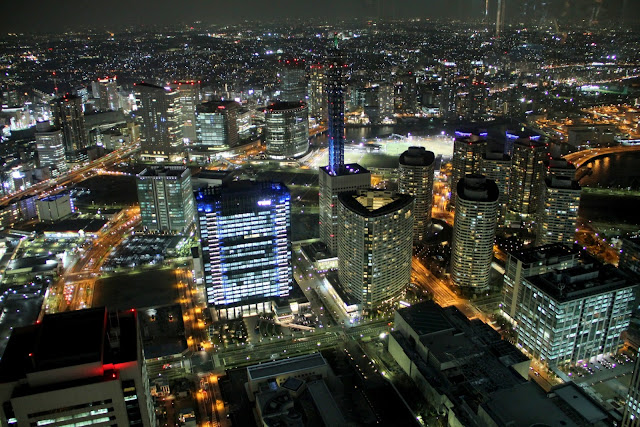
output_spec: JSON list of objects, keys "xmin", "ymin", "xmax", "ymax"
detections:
[{"xmin": 579, "ymin": 152, "xmax": 640, "ymax": 189}]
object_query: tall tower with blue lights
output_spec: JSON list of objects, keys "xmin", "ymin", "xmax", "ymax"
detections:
[{"xmin": 319, "ymin": 34, "xmax": 371, "ymax": 255}]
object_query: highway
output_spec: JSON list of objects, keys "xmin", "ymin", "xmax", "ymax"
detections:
[{"xmin": 563, "ymin": 144, "xmax": 640, "ymax": 168}]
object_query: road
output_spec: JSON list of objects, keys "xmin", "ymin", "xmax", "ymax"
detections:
[{"xmin": 563, "ymin": 144, "xmax": 640, "ymax": 168}]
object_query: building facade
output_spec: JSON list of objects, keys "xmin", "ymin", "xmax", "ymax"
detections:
[
  {"xmin": 450, "ymin": 174, "xmax": 499, "ymax": 291},
  {"xmin": 623, "ymin": 356, "xmax": 640, "ymax": 426},
  {"xmin": 507, "ymin": 139, "xmax": 547, "ymax": 224},
  {"xmin": 196, "ymin": 182, "xmax": 291, "ymax": 319},
  {"xmin": 264, "ymin": 101, "xmax": 309, "ymax": 159},
  {"xmin": 195, "ymin": 100, "xmax": 240, "ymax": 150},
  {"xmin": 480, "ymin": 151, "xmax": 510, "ymax": 227},
  {"xmin": 278, "ymin": 59, "xmax": 307, "ymax": 103},
  {"xmin": 136, "ymin": 167, "xmax": 195, "ymax": 233},
  {"xmin": 398, "ymin": 146, "xmax": 435, "ymax": 243},
  {"xmin": 536, "ymin": 176, "xmax": 581, "ymax": 246},
  {"xmin": 169, "ymin": 81, "xmax": 200, "ymax": 145},
  {"xmin": 450, "ymin": 135, "xmax": 487, "ymax": 207},
  {"xmin": 338, "ymin": 189, "xmax": 414, "ymax": 312},
  {"xmin": 49, "ymin": 94, "xmax": 88, "ymax": 160},
  {"xmin": 35, "ymin": 121, "xmax": 67, "ymax": 173},
  {"xmin": 95, "ymin": 76, "xmax": 119, "ymax": 111},
  {"xmin": 308, "ymin": 64, "xmax": 327, "ymax": 123}
]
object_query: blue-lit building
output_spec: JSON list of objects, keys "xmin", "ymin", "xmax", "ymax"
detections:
[{"xmin": 196, "ymin": 181, "xmax": 292, "ymax": 319}]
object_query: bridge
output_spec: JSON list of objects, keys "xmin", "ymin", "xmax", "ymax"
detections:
[{"xmin": 563, "ymin": 145, "xmax": 640, "ymax": 168}]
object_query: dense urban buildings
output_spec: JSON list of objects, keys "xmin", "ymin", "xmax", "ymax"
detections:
[
  {"xmin": 94, "ymin": 76, "xmax": 120, "ymax": 112},
  {"xmin": 337, "ymin": 189, "xmax": 413, "ymax": 312},
  {"xmin": 136, "ymin": 167, "xmax": 196, "ymax": 234},
  {"xmin": 0, "ymin": 307, "xmax": 155, "ymax": 426},
  {"xmin": 196, "ymin": 181, "xmax": 291, "ymax": 319},
  {"xmin": 34, "ymin": 121, "xmax": 67, "ymax": 173},
  {"xmin": 398, "ymin": 146, "xmax": 435, "ymax": 243},
  {"xmin": 450, "ymin": 174, "xmax": 499, "ymax": 291},
  {"xmin": 536, "ymin": 176, "xmax": 581, "ymax": 246},
  {"xmin": 48, "ymin": 94, "xmax": 89, "ymax": 160},
  {"xmin": 264, "ymin": 101, "xmax": 309, "ymax": 159},
  {"xmin": 195, "ymin": 100, "xmax": 240, "ymax": 151}
]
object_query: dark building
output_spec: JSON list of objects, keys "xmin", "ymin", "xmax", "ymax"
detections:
[{"xmin": 49, "ymin": 94, "xmax": 88, "ymax": 161}]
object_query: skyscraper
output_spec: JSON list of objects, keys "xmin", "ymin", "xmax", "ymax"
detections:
[
  {"xmin": 450, "ymin": 133, "xmax": 487, "ymax": 208},
  {"xmin": 136, "ymin": 167, "xmax": 196, "ymax": 234},
  {"xmin": 169, "ymin": 81, "xmax": 200, "ymax": 145},
  {"xmin": 308, "ymin": 64, "xmax": 327, "ymax": 123},
  {"xmin": 278, "ymin": 58, "xmax": 307, "ymax": 103},
  {"xmin": 34, "ymin": 121, "xmax": 67, "ymax": 174},
  {"xmin": 195, "ymin": 100, "xmax": 240, "ymax": 150},
  {"xmin": 264, "ymin": 101, "xmax": 309, "ymax": 159},
  {"xmin": 0, "ymin": 307, "xmax": 155, "ymax": 426},
  {"xmin": 623, "ymin": 356, "xmax": 640, "ymax": 426},
  {"xmin": 319, "ymin": 38, "xmax": 371, "ymax": 254},
  {"xmin": 507, "ymin": 139, "xmax": 548, "ymax": 225},
  {"xmin": 398, "ymin": 146, "xmax": 435, "ymax": 243},
  {"xmin": 134, "ymin": 82, "xmax": 182, "ymax": 162},
  {"xmin": 95, "ymin": 76, "xmax": 119, "ymax": 111},
  {"xmin": 196, "ymin": 182, "xmax": 291, "ymax": 319},
  {"xmin": 396, "ymin": 72, "xmax": 417, "ymax": 114},
  {"xmin": 544, "ymin": 157, "xmax": 576, "ymax": 179},
  {"xmin": 338, "ymin": 189, "xmax": 414, "ymax": 313},
  {"xmin": 450, "ymin": 174, "xmax": 499, "ymax": 291},
  {"xmin": 536, "ymin": 176, "xmax": 581, "ymax": 246},
  {"xmin": 480, "ymin": 151, "xmax": 511, "ymax": 227},
  {"xmin": 49, "ymin": 94, "xmax": 88, "ymax": 160}
]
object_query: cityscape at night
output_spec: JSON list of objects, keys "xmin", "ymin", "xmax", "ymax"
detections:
[{"xmin": 1, "ymin": 1, "xmax": 640, "ymax": 425}]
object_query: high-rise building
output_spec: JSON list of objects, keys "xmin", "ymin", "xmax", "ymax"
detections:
[
  {"xmin": 501, "ymin": 244, "xmax": 581, "ymax": 322},
  {"xmin": 308, "ymin": 64, "xmax": 327, "ymax": 123},
  {"xmin": 278, "ymin": 58, "xmax": 307, "ymax": 103},
  {"xmin": 544, "ymin": 157, "xmax": 576, "ymax": 179},
  {"xmin": 536, "ymin": 176, "xmax": 581, "ymax": 246},
  {"xmin": 398, "ymin": 146, "xmax": 435, "ymax": 243},
  {"xmin": 515, "ymin": 261, "xmax": 636, "ymax": 367},
  {"xmin": 136, "ymin": 167, "xmax": 195, "ymax": 234},
  {"xmin": 196, "ymin": 182, "xmax": 291, "ymax": 319},
  {"xmin": 169, "ymin": 81, "xmax": 200, "ymax": 145},
  {"xmin": 480, "ymin": 151, "xmax": 510, "ymax": 226},
  {"xmin": 396, "ymin": 72, "xmax": 417, "ymax": 114},
  {"xmin": 95, "ymin": 76, "xmax": 120, "ymax": 111},
  {"xmin": 49, "ymin": 94, "xmax": 88, "ymax": 160},
  {"xmin": 319, "ymin": 41, "xmax": 371, "ymax": 254},
  {"xmin": 507, "ymin": 139, "xmax": 547, "ymax": 223},
  {"xmin": 450, "ymin": 134, "xmax": 487, "ymax": 208},
  {"xmin": 134, "ymin": 82, "xmax": 182, "ymax": 162},
  {"xmin": 378, "ymin": 83, "xmax": 395, "ymax": 122},
  {"xmin": 195, "ymin": 100, "xmax": 240, "ymax": 150},
  {"xmin": 264, "ymin": 101, "xmax": 309, "ymax": 159},
  {"xmin": 450, "ymin": 174, "xmax": 499, "ymax": 291},
  {"xmin": 0, "ymin": 307, "xmax": 155, "ymax": 426},
  {"xmin": 338, "ymin": 189, "xmax": 414, "ymax": 312},
  {"xmin": 619, "ymin": 236, "xmax": 640, "ymax": 279},
  {"xmin": 623, "ymin": 356, "xmax": 640, "ymax": 426},
  {"xmin": 34, "ymin": 121, "xmax": 67, "ymax": 173}
]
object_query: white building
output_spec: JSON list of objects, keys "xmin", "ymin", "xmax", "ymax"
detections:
[{"xmin": 36, "ymin": 193, "xmax": 73, "ymax": 222}]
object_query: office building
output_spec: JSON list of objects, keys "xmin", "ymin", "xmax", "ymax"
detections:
[
  {"xmin": 37, "ymin": 193, "xmax": 73, "ymax": 222},
  {"xmin": 515, "ymin": 260, "xmax": 636, "ymax": 367},
  {"xmin": 264, "ymin": 101, "xmax": 309, "ymax": 159},
  {"xmin": 49, "ymin": 94, "xmax": 88, "ymax": 160},
  {"xmin": 195, "ymin": 100, "xmax": 240, "ymax": 150},
  {"xmin": 536, "ymin": 176, "xmax": 581, "ymax": 246},
  {"xmin": 337, "ymin": 189, "xmax": 414, "ymax": 312},
  {"xmin": 396, "ymin": 72, "xmax": 417, "ymax": 114},
  {"xmin": 308, "ymin": 64, "xmax": 327, "ymax": 123},
  {"xmin": 450, "ymin": 134, "xmax": 487, "ymax": 207},
  {"xmin": 507, "ymin": 139, "xmax": 547, "ymax": 223},
  {"xmin": 398, "ymin": 146, "xmax": 435, "ymax": 243},
  {"xmin": 134, "ymin": 82, "xmax": 182, "ymax": 162},
  {"xmin": 480, "ymin": 151, "xmax": 510, "ymax": 226},
  {"xmin": 95, "ymin": 76, "xmax": 119, "ymax": 111},
  {"xmin": 169, "ymin": 81, "xmax": 200, "ymax": 144},
  {"xmin": 278, "ymin": 58, "xmax": 307, "ymax": 103},
  {"xmin": 0, "ymin": 307, "xmax": 155, "ymax": 426},
  {"xmin": 619, "ymin": 236, "xmax": 640, "ymax": 279},
  {"xmin": 319, "ymin": 45, "xmax": 371, "ymax": 254},
  {"xmin": 501, "ymin": 244, "xmax": 581, "ymax": 322},
  {"xmin": 136, "ymin": 167, "xmax": 195, "ymax": 234},
  {"xmin": 450, "ymin": 175, "xmax": 499, "ymax": 291},
  {"xmin": 34, "ymin": 121, "xmax": 67, "ymax": 173},
  {"xmin": 623, "ymin": 356, "xmax": 640, "ymax": 426},
  {"xmin": 196, "ymin": 181, "xmax": 291, "ymax": 319}
]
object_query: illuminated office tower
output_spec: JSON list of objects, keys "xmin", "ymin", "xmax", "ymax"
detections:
[
  {"xmin": 264, "ymin": 101, "xmax": 309, "ymax": 159},
  {"xmin": 480, "ymin": 151, "xmax": 510, "ymax": 226},
  {"xmin": 95, "ymin": 76, "xmax": 119, "ymax": 111},
  {"xmin": 378, "ymin": 83, "xmax": 395, "ymax": 122},
  {"xmin": 396, "ymin": 72, "xmax": 417, "ymax": 114},
  {"xmin": 501, "ymin": 244, "xmax": 581, "ymax": 323},
  {"xmin": 136, "ymin": 167, "xmax": 195, "ymax": 234},
  {"xmin": 169, "ymin": 81, "xmax": 200, "ymax": 144},
  {"xmin": 196, "ymin": 182, "xmax": 291, "ymax": 319},
  {"xmin": 319, "ymin": 38, "xmax": 371, "ymax": 254},
  {"xmin": 515, "ymin": 261, "xmax": 636, "ymax": 367},
  {"xmin": 507, "ymin": 139, "xmax": 547, "ymax": 224},
  {"xmin": 49, "ymin": 94, "xmax": 88, "ymax": 160},
  {"xmin": 195, "ymin": 100, "xmax": 240, "ymax": 150},
  {"xmin": 35, "ymin": 121, "xmax": 68, "ymax": 174},
  {"xmin": 398, "ymin": 147, "xmax": 435, "ymax": 243},
  {"xmin": 450, "ymin": 132, "xmax": 487, "ymax": 208},
  {"xmin": 134, "ymin": 82, "xmax": 182, "ymax": 162},
  {"xmin": 308, "ymin": 64, "xmax": 327, "ymax": 123},
  {"xmin": 536, "ymin": 176, "xmax": 581, "ymax": 246},
  {"xmin": 544, "ymin": 157, "xmax": 576, "ymax": 179},
  {"xmin": 278, "ymin": 58, "xmax": 307, "ymax": 103},
  {"xmin": 450, "ymin": 174, "xmax": 499, "ymax": 291},
  {"xmin": 0, "ymin": 308, "xmax": 155, "ymax": 426},
  {"xmin": 338, "ymin": 189, "xmax": 414, "ymax": 313},
  {"xmin": 623, "ymin": 357, "xmax": 640, "ymax": 426}
]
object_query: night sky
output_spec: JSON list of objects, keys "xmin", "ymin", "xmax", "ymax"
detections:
[{"xmin": 4, "ymin": 0, "xmax": 637, "ymax": 32}]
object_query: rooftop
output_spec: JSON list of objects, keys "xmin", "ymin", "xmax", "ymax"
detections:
[
  {"xmin": 247, "ymin": 353, "xmax": 327, "ymax": 382},
  {"xmin": 320, "ymin": 163, "xmax": 370, "ymax": 177},
  {"xmin": 339, "ymin": 189, "xmax": 413, "ymax": 218},
  {"xmin": 507, "ymin": 243, "xmax": 581, "ymax": 266},
  {"xmin": 457, "ymin": 174, "xmax": 499, "ymax": 202},
  {"xmin": 399, "ymin": 146, "xmax": 435, "ymax": 167}
]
